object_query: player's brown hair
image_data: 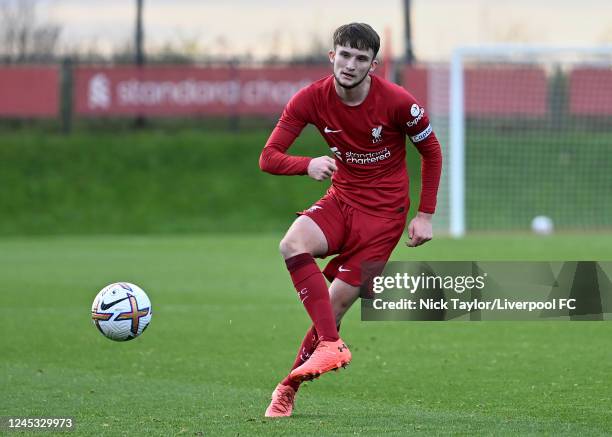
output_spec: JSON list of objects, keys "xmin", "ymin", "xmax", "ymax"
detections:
[{"xmin": 333, "ymin": 23, "xmax": 380, "ymax": 59}]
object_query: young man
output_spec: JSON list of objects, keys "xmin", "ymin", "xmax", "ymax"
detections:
[{"xmin": 259, "ymin": 23, "xmax": 442, "ymax": 417}]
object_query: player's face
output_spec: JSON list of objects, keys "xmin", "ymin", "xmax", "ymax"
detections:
[{"xmin": 329, "ymin": 45, "xmax": 377, "ymax": 90}]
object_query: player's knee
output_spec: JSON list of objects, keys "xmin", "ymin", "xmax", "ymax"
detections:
[{"xmin": 279, "ymin": 235, "xmax": 310, "ymax": 258}]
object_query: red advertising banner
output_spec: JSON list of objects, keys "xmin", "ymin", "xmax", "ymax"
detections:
[
  {"xmin": 74, "ymin": 66, "xmax": 331, "ymax": 116},
  {"xmin": 0, "ymin": 67, "xmax": 59, "ymax": 117},
  {"xmin": 401, "ymin": 67, "xmax": 429, "ymax": 109},
  {"xmin": 569, "ymin": 68, "xmax": 612, "ymax": 115},
  {"xmin": 465, "ymin": 68, "xmax": 547, "ymax": 116},
  {"xmin": 402, "ymin": 66, "xmax": 548, "ymax": 117}
]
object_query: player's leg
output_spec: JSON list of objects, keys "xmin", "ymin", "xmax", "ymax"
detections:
[
  {"xmin": 266, "ymin": 197, "xmax": 351, "ymax": 417},
  {"xmin": 329, "ymin": 278, "xmax": 360, "ymax": 323},
  {"xmin": 291, "ymin": 209, "xmax": 406, "ymax": 383},
  {"xmin": 277, "ymin": 324, "xmax": 320, "ymax": 397},
  {"xmin": 279, "ymin": 214, "xmax": 328, "ymax": 259},
  {"xmin": 287, "ymin": 281, "xmax": 354, "ymax": 383},
  {"xmin": 266, "ymin": 281, "xmax": 359, "ymax": 417},
  {"xmin": 266, "ymin": 214, "xmax": 345, "ymax": 417},
  {"xmin": 278, "ymin": 279, "xmax": 358, "ymax": 392},
  {"xmin": 279, "ymin": 215, "xmax": 340, "ymax": 343},
  {"xmin": 281, "ymin": 215, "xmax": 351, "ymax": 381}
]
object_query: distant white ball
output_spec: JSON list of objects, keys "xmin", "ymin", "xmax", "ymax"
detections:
[
  {"xmin": 91, "ymin": 282, "xmax": 152, "ymax": 341},
  {"xmin": 531, "ymin": 216, "xmax": 554, "ymax": 235}
]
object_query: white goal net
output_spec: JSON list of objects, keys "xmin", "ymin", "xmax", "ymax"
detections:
[{"xmin": 422, "ymin": 45, "xmax": 612, "ymax": 237}]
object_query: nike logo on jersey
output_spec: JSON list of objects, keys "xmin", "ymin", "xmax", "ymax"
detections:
[
  {"xmin": 100, "ymin": 296, "xmax": 130, "ymax": 310},
  {"xmin": 324, "ymin": 126, "xmax": 342, "ymax": 133},
  {"xmin": 338, "ymin": 266, "xmax": 351, "ymax": 272}
]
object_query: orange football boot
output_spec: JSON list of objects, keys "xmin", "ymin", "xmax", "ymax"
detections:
[
  {"xmin": 289, "ymin": 339, "xmax": 351, "ymax": 382},
  {"xmin": 264, "ymin": 383, "xmax": 296, "ymax": 418}
]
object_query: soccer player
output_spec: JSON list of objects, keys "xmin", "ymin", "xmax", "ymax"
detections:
[{"xmin": 259, "ymin": 23, "xmax": 442, "ymax": 417}]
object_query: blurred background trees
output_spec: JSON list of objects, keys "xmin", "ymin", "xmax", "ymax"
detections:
[{"xmin": 0, "ymin": 0, "xmax": 62, "ymax": 63}]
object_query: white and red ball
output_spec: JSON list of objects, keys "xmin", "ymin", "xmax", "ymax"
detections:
[{"xmin": 91, "ymin": 282, "xmax": 152, "ymax": 341}]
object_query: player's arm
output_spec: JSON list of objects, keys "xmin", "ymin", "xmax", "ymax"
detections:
[
  {"xmin": 397, "ymin": 99, "xmax": 443, "ymax": 247},
  {"xmin": 407, "ymin": 132, "xmax": 442, "ymax": 247},
  {"xmin": 259, "ymin": 126, "xmax": 311, "ymax": 175},
  {"xmin": 259, "ymin": 127, "xmax": 337, "ymax": 180},
  {"xmin": 259, "ymin": 87, "xmax": 337, "ymax": 181}
]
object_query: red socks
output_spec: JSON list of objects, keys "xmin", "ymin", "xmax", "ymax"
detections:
[
  {"xmin": 281, "ymin": 323, "xmax": 342, "ymax": 391},
  {"xmin": 281, "ymin": 325, "xmax": 318, "ymax": 390},
  {"xmin": 285, "ymin": 253, "xmax": 339, "ymax": 343}
]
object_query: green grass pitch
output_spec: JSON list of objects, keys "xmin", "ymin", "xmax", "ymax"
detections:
[{"xmin": 2, "ymin": 233, "xmax": 612, "ymax": 435}]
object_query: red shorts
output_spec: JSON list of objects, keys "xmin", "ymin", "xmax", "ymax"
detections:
[{"xmin": 298, "ymin": 192, "xmax": 406, "ymax": 287}]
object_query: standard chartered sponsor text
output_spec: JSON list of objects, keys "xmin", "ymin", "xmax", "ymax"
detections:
[
  {"xmin": 345, "ymin": 148, "xmax": 391, "ymax": 164},
  {"xmin": 116, "ymin": 79, "xmax": 311, "ymax": 106}
]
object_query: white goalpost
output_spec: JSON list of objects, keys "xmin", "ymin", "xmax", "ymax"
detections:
[{"xmin": 432, "ymin": 45, "xmax": 612, "ymax": 237}]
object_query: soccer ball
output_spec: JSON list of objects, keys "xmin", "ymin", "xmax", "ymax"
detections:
[
  {"xmin": 91, "ymin": 282, "xmax": 152, "ymax": 341},
  {"xmin": 531, "ymin": 215, "xmax": 554, "ymax": 235}
]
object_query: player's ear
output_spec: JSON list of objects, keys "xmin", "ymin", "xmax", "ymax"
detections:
[
  {"xmin": 328, "ymin": 49, "xmax": 335, "ymax": 64},
  {"xmin": 369, "ymin": 59, "xmax": 379, "ymax": 72}
]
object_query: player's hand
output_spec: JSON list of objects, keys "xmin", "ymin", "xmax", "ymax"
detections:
[
  {"xmin": 406, "ymin": 212, "xmax": 433, "ymax": 247},
  {"xmin": 307, "ymin": 156, "xmax": 337, "ymax": 181}
]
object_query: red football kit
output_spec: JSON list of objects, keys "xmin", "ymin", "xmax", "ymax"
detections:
[{"xmin": 260, "ymin": 74, "xmax": 442, "ymax": 286}]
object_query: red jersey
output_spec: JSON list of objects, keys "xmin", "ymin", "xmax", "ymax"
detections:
[{"xmin": 260, "ymin": 74, "xmax": 442, "ymax": 218}]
